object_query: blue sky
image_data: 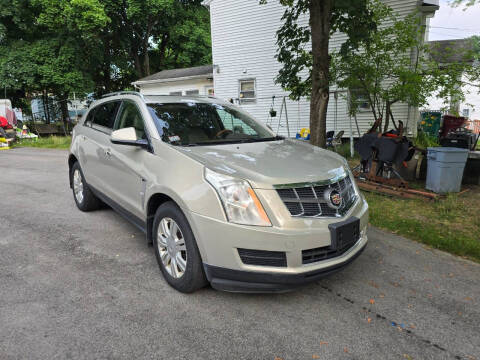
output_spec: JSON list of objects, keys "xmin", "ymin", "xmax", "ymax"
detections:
[{"xmin": 428, "ymin": 0, "xmax": 480, "ymax": 40}]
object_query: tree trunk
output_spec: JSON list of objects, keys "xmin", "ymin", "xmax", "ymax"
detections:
[
  {"xmin": 43, "ymin": 90, "xmax": 50, "ymax": 124},
  {"xmin": 133, "ymin": 51, "xmax": 144, "ymax": 78},
  {"xmin": 309, "ymin": 0, "xmax": 332, "ymax": 148},
  {"xmin": 143, "ymin": 48, "xmax": 150, "ymax": 77},
  {"xmin": 157, "ymin": 33, "xmax": 169, "ymax": 68},
  {"xmin": 60, "ymin": 94, "xmax": 70, "ymax": 136}
]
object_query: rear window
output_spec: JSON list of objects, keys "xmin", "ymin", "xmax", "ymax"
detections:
[{"xmin": 92, "ymin": 101, "xmax": 120, "ymax": 129}]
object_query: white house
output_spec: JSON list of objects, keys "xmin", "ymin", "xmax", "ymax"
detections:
[
  {"xmin": 132, "ymin": 65, "xmax": 214, "ymax": 96},
  {"xmin": 203, "ymin": 0, "xmax": 439, "ymax": 137},
  {"xmin": 132, "ymin": 1, "xmax": 439, "ymax": 137}
]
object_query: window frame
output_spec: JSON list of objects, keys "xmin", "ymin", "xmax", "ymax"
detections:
[
  {"xmin": 85, "ymin": 100, "xmax": 121, "ymax": 134},
  {"xmin": 238, "ymin": 79, "xmax": 256, "ymax": 104},
  {"xmin": 113, "ymin": 99, "xmax": 150, "ymax": 140},
  {"xmin": 185, "ymin": 89, "xmax": 199, "ymax": 96},
  {"xmin": 349, "ymin": 89, "xmax": 371, "ymax": 113},
  {"xmin": 169, "ymin": 91, "xmax": 182, "ymax": 96},
  {"xmin": 205, "ymin": 86, "xmax": 214, "ymax": 96},
  {"xmin": 83, "ymin": 107, "xmax": 96, "ymax": 128}
]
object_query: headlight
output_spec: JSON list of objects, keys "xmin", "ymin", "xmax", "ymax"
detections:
[
  {"xmin": 344, "ymin": 164, "xmax": 360, "ymax": 197},
  {"xmin": 205, "ymin": 168, "xmax": 271, "ymax": 227}
]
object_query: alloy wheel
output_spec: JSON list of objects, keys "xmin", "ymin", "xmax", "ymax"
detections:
[
  {"xmin": 73, "ymin": 169, "xmax": 84, "ymax": 204},
  {"xmin": 157, "ymin": 217, "xmax": 187, "ymax": 279}
]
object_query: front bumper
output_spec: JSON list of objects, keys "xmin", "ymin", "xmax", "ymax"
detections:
[
  {"xmin": 187, "ymin": 196, "xmax": 369, "ymax": 292},
  {"xmin": 203, "ymin": 242, "xmax": 367, "ymax": 292}
]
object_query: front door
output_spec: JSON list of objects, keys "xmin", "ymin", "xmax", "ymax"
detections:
[{"xmin": 105, "ymin": 100, "xmax": 153, "ymax": 219}]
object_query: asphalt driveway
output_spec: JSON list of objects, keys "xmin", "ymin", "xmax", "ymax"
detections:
[{"xmin": 0, "ymin": 147, "xmax": 479, "ymax": 360}]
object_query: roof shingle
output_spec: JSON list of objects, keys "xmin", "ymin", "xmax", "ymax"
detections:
[{"xmin": 135, "ymin": 65, "xmax": 213, "ymax": 83}]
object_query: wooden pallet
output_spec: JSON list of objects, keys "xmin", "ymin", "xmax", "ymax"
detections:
[{"xmin": 355, "ymin": 179, "xmax": 440, "ymax": 200}]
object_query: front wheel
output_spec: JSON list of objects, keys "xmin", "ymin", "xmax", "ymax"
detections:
[{"xmin": 153, "ymin": 202, "xmax": 207, "ymax": 293}]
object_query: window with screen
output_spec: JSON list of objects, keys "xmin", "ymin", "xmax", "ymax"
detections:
[
  {"xmin": 92, "ymin": 101, "xmax": 120, "ymax": 129},
  {"xmin": 239, "ymin": 79, "xmax": 256, "ymax": 103},
  {"xmin": 349, "ymin": 89, "xmax": 371, "ymax": 112},
  {"xmin": 185, "ymin": 90, "xmax": 199, "ymax": 95},
  {"xmin": 114, "ymin": 101, "xmax": 146, "ymax": 139},
  {"xmin": 169, "ymin": 91, "xmax": 182, "ymax": 96}
]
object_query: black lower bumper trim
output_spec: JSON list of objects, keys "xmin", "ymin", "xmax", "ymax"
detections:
[{"xmin": 203, "ymin": 243, "xmax": 366, "ymax": 293}]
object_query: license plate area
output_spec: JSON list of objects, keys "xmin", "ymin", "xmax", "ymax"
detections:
[{"xmin": 328, "ymin": 217, "xmax": 360, "ymax": 252}]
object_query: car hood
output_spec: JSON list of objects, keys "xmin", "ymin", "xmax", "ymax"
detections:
[{"xmin": 175, "ymin": 139, "xmax": 348, "ymax": 189}]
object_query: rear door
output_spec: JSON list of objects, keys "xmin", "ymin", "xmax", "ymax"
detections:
[
  {"xmin": 104, "ymin": 100, "xmax": 154, "ymax": 219},
  {"xmin": 79, "ymin": 101, "xmax": 121, "ymax": 196}
]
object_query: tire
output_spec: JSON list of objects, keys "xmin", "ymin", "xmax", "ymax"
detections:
[
  {"xmin": 71, "ymin": 161, "xmax": 102, "ymax": 212},
  {"xmin": 153, "ymin": 201, "xmax": 207, "ymax": 293}
]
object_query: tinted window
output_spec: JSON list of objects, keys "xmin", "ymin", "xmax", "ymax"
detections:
[
  {"xmin": 84, "ymin": 108, "xmax": 95, "ymax": 126},
  {"xmin": 114, "ymin": 101, "xmax": 146, "ymax": 139},
  {"xmin": 92, "ymin": 101, "xmax": 120, "ymax": 129},
  {"xmin": 147, "ymin": 102, "xmax": 275, "ymax": 146}
]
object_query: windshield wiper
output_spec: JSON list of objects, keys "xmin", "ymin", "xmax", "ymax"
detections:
[
  {"xmin": 176, "ymin": 136, "xmax": 284, "ymax": 147},
  {"xmin": 236, "ymin": 136, "xmax": 284, "ymax": 143}
]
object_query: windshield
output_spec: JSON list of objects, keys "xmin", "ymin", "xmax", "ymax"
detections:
[{"xmin": 147, "ymin": 102, "xmax": 277, "ymax": 146}]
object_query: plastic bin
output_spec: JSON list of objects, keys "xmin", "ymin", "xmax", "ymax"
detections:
[{"xmin": 426, "ymin": 147, "xmax": 469, "ymax": 193}]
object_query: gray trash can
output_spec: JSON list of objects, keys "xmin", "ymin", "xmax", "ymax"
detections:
[{"xmin": 426, "ymin": 147, "xmax": 469, "ymax": 193}]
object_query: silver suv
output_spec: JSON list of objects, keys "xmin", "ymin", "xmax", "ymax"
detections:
[{"xmin": 69, "ymin": 92, "xmax": 368, "ymax": 293}]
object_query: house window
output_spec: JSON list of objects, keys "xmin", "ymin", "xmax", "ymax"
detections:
[
  {"xmin": 205, "ymin": 86, "xmax": 214, "ymax": 96},
  {"xmin": 462, "ymin": 109, "xmax": 470, "ymax": 118},
  {"xmin": 350, "ymin": 89, "xmax": 371, "ymax": 112},
  {"xmin": 185, "ymin": 89, "xmax": 199, "ymax": 95},
  {"xmin": 169, "ymin": 91, "xmax": 182, "ymax": 96},
  {"xmin": 239, "ymin": 79, "xmax": 256, "ymax": 103}
]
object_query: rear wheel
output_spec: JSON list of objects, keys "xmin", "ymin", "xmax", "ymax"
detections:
[
  {"xmin": 153, "ymin": 202, "xmax": 207, "ymax": 293},
  {"xmin": 71, "ymin": 162, "xmax": 101, "ymax": 212}
]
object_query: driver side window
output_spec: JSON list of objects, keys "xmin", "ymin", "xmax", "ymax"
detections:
[{"xmin": 114, "ymin": 101, "xmax": 146, "ymax": 139}]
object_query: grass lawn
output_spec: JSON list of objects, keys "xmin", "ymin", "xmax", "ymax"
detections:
[
  {"xmin": 364, "ymin": 188, "xmax": 480, "ymax": 262},
  {"xmin": 15, "ymin": 136, "xmax": 71, "ymax": 150}
]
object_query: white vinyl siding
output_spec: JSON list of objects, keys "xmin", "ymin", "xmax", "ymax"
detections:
[{"xmin": 208, "ymin": 0, "xmax": 428, "ymax": 137}]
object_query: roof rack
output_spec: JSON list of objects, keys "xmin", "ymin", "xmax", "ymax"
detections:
[
  {"xmin": 141, "ymin": 94, "xmax": 220, "ymax": 99},
  {"xmin": 101, "ymin": 91, "xmax": 145, "ymax": 100}
]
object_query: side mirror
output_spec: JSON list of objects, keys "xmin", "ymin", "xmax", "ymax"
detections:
[{"xmin": 111, "ymin": 127, "xmax": 149, "ymax": 149}]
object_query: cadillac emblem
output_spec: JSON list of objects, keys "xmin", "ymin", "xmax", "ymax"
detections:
[{"xmin": 325, "ymin": 188, "xmax": 342, "ymax": 209}]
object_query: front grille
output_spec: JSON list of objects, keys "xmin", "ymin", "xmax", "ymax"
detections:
[
  {"xmin": 302, "ymin": 237, "xmax": 360, "ymax": 264},
  {"xmin": 276, "ymin": 175, "xmax": 358, "ymax": 218},
  {"xmin": 237, "ymin": 248, "xmax": 287, "ymax": 267}
]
